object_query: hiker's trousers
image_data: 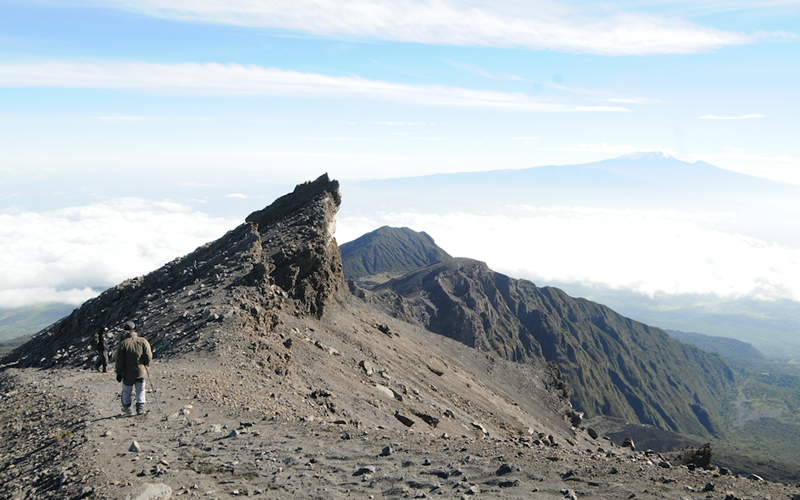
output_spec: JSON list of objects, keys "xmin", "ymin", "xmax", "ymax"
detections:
[{"xmin": 121, "ymin": 377, "xmax": 146, "ymax": 405}]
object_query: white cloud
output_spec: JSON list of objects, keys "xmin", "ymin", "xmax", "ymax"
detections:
[
  {"xmin": 338, "ymin": 208, "xmax": 800, "ymax": 302},
  {"xmin": 0, "ymin": 61, "xmax": 628, "ymax": 113},
  {"xmin": 89, "ymin": 0, "xmax": 776, "ymax": 55},
  {"xmin": 0, "ymin": 199, "xmax": 239, "ymax": 308},
  {"xmin": 697, "ymin": 114, "xmax": 765, "ymax": 120},
  {"xmin": 0, "ymin": 287, "xmax": 96, "ymax": 309}
]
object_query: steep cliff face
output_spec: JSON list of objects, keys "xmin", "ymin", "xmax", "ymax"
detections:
[
  {"xmin": 2, "ymin": 174, "xmax": 344, "ymax": 369},
  {"xmin": 373, "ymin": 257, "xmax": 736, "ymax": 438}
]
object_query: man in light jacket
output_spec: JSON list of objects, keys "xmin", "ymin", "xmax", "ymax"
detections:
[{"xmin": 115, "ymin": 321, "xmax": 152, "ymax": 415}]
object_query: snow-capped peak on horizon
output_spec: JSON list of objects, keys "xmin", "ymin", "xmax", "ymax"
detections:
[{"xmin": 615, "ymin": 151, "xmax": 675, "ymax": 161}]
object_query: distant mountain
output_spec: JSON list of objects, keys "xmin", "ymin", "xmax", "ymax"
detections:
[
  {"xmin": 343, "ymin": 152, "xmax": 800, "ymax": 247},
  {"xmin": 340, "ymin": 226, "xmax": 451, "ymax": 287},
  {"xmin": 666, "ymin": 329, "xmax": 764, "ymax": 362},
  {"xmin": 371, "ymin": 257, "xmax": 735, "ymax": 438},
  {"xmin": 0, "ymin": 303, "xmax": 75, "ymax": 341}
]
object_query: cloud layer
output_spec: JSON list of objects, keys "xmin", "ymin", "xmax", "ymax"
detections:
[
  {"xmin": 5, "ymin": 198, "xmax": 799, "ymax": 309},
  {"xmin": 0, "ymin": 199, "xmax": 238, "ymax": 308},
  {"xmin": 338, "ymin": 207, "xmax": 800, "ymax": 302},
  {"xmin": 97, "ymin": 0, "xmax": 770, "ymax": 55},
  {"xmin": 0, "ymin": 61, "xmax": 627, "ymax": 112}
]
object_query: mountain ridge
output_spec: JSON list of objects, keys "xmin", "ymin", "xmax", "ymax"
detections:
[{"xmin": 365, "ymin": 256, "xmax": 735, "ymax": 438}]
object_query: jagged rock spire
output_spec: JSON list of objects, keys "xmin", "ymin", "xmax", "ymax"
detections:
[{"xmin": 2, "ymin": 174, "xmax": 344, "ymax": 369}]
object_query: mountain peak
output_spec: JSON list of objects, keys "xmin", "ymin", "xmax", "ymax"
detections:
[
  {"xmin": 3, "ymin": 174, "xmax": 345, "ymax": 369},
  {"xmin": 340, "ymin": 226, "xmax": 452, "ymax": 287},
  {"xmin": 615, "ymin": 151, "xmax": 675, "ymax": 161}
]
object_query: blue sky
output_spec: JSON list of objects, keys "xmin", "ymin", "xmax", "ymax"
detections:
[{"xmin": 1, "ymin": 0, "xmax": 799, "ymax": 311}]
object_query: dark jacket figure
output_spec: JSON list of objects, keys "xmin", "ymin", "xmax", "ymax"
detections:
[
  {"xmin": 95, "ymin": 326, "xmax": 109, "ymax": 372},
  {"xmin": 115, "ymin": 321, "xmax": 152, "ymax": 415}
]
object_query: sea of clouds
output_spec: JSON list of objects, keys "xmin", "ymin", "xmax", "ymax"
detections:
[
  {"xmin": 337, "ymin": 207, "xmax": 800, "ymax": 302},
  {"xmin": 2, "ymin": 200, "xmax": 799, "ymax": 310},
  {"xmin": 0, "ymin": 199, "xmax": 238, "ymax": 309}
]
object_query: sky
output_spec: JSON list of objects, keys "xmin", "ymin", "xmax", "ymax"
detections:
[{"xmin": 1, "ymin": 0, "xmax": 799, "ymax": 312}]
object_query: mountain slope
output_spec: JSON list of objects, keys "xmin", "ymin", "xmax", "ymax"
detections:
[
  {"xmin": 370, "ymin": 258, "xmax": 736, "ymax": 438},
  {"xmin": 666, "ymin": 329, "xmax": 765, "ymax": 362},
  {"xmin": 341, "ymin": 226, "xmax": 452, "ymax": 287},
  {"xmin": 0, "ymin": 175, "xmax": 591, "ymax": 499}
]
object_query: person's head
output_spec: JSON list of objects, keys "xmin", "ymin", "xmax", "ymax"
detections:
[{"xmin": 123, "ymin": 321, "xmax": 136, "ymax": 332}]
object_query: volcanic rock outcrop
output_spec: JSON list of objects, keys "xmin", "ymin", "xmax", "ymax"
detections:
[{"xmin": 3, "ymin": 174, "xmax": 344, "ymax": 371}]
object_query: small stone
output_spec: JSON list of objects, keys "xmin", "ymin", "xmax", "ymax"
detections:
[
  {"xmin": 658, "ymin": 461, "xmax": 671, "ymax": 469},
  {"xmin": 471, "ymin": 422, "xmax": 487, "ymax": 435},
  {"xmin": 746, "ymin": 473, "xmax": 763, "ymax": 481},
  {"xmin": 622, "ymin": 436, "xmax": 635, "ymax": 451},
  {"xmin": 496, "ymin": 463, "xmax": 519, "ymax": 476},
  {"xmin": 358, "ymin": 360, "xmax": 375, "ymax": 376},
  {"xmin": 701, "ymin": 482, "xmax": 715, "ymax": 492},
  {"xmin": 126, "ymin": 483, "xmax": 172, "ymax": 500},
  {"xmin": 354, "ymin": 466, "xmax": 376, "ymax": 476},
  {"xmin": 129, "ymin": 441, "xmax": 142, "ymax": 453},
  {"xmin": 380, "ymin": 446, "xmax": 394, "ymax": 457},
  {"xmin": 395, "ymin": 412, "xmax": 415, "ymax": 427},
  {"xmin": 587, "ymin": 427, "xmax": 599, "ymax": 439}
]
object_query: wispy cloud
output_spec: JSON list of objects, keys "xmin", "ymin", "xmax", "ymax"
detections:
[
  {"xmin": 0, "ymin": 61, "xmax": 630, "ymax": 113},
  {"xmin": 449, "ymin": 60, "xmax": 656, "ymax": 104},
  {"xmin": 697, "ymin": 114, "xmax": 766, "ymax": 120},
  {"xmin": 86, "ymin": 0, "xmax": 781, "ymax": 55},
  {"xmin": 448, "ymin": 61, "xmax": 533, "ymax": 82}
]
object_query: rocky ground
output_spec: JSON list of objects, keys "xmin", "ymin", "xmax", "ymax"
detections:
[{"xmin": 3, "ymin": 306, "xmax": 800, "ymax": 500}]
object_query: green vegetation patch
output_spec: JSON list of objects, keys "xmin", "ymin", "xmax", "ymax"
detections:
[{"xmin": 0, "ymin": 303, "xmax": 74, "ymax": 341}]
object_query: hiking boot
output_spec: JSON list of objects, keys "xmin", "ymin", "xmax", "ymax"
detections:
[
  {"xmin": 122, "ymin": 404, "xmax": 132, "ymax": 416},
  {"xmin": 136, "ymin": 403, "xmax": 146, "ymax": 415}
]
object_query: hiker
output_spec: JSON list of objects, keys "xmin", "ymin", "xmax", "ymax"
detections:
[
  {"xmin": 115, "ymin": 321, "xmax": 152, "ymax": 415},
  {"xmin": 94, "ymin": 325, "xmax": 109, "ymax": 372}
]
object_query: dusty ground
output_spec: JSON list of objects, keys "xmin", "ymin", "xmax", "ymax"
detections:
[{"xmin": 3, "ymin": 304, "xmax": 800, "ymax": 500}]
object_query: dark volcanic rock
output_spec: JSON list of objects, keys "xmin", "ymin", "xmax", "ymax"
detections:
[
  {"xmin": 371, "ymin": 257, "xmax": 735, "ymax": 438},
  {"xmin": 666, "ymin": 443, "xmax": 713, "ymax": 469}
]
